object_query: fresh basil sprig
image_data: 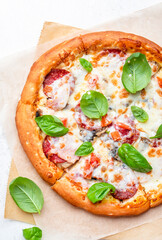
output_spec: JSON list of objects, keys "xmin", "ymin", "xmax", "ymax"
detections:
[
  {"xmin": 118, "ymin": 143, "xmax": 152, "ymax": 173},
  {"xmin": 23, "ymin": 227, "xmax": 42, "ymax": 240},
  {"xmin": 75, "ymin": 142, "xmax": 94, "ymax": 156},
  {"xmin": 131, "ymin": 106, "xmax": 149, "ymax": 123},
  {"xmin": 79, "ymin": 58, "xmax": 93, "ymax": 72},
  {"xmin": 9, "ymin": 177, "xmax": 44, "ymax": 213},
  {"xmin": 150, "ymin": 124, "xmax": 162, "ymax": 139},
  {"xmin": 122, "ymin": 52, "xmax": 151, "ymax": 93},
  {"xmin": 35, "ymin": 115, "xmax": 69, "ymax": 137},
  {"xmin": 87, "ymin": 182, "xmax": 115, "ymax": 203},
  {"xmin": 80, "ymin": 90, "xmax": 108, "ymax": 119}
]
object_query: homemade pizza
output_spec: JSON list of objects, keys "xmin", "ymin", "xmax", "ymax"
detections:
[{"xmin": 16, "ymin": 31, "xmax": 162, "ymax": 216}]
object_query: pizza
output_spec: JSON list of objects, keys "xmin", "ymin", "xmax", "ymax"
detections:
[{"xmin": 16, "ymin": 31, "xmax": 162, "ymax": 216}]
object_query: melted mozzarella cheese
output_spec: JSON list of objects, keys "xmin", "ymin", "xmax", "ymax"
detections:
[
  {"xmin": 36, "ymin": 49, "xmax": 161, "ymax": 193},
  {"xmin": 49, "ymin": 133, "xmax": 82, "ymax": 163},
  {"xmin": 68, "ymin": 139, "xmax": 138, "ymax": 192}
]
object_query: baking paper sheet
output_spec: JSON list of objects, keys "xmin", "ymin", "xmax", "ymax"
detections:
[{"xmin": 1, "ymin": 3, "xmax": 162, "ymax": 240}]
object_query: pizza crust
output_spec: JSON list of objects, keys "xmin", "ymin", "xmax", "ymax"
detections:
[
  {"xmin": 146, "ymin": 184, "xmax": 162, "ymax": 207},
  {"xmin": 52, "ymin": 176, "xmax": 150, "ymax": 216},
  {"xmin": 16, "ymin": 31, "xmax": 162, "ymax": 215},
  {"xmin": 80, "ymin": 31, "xmax": 162, "ymax": 63},
  {"xmin": 16, "ymin": 101, "xmax": 63, "ymax": 184}
]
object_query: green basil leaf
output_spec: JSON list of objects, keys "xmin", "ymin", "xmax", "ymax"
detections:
[
  {"xmin": 80, "ymin": 90, "xmax": 108, "ymax": 119},
  {"xmin": 122, "ymin": 52, "xmax": 151, "ymax": 93},
  {"xmin": 79, "ymin": 58, "xmax": 93, "ymax": 72},
  {"xmin": 118, "ymin": 143, "xmax": 152, "ymax": 173},
  {"xmin": 150, "ymin": 124, "xmax": 162, "ymax": 139},
  {"xmin": 35, "ymin": 115, "xmax": 69, "ymax": 137},
  {"xmin": 75, "ymin": 142, "xmax": 94, "ymax": 156},
  {"xmin": 23, "ymin": 227, "xmax": 42, "ymax": 240},
  {"xmin": 131, "ymin": 106, "xmax": 149, "ymax": 122},
  {"xmin": 9, "ymin": 177, "xmax": 44, "ymax": 213},
  {"xmin": 87, "ymin": 182, "xmax": 115, "ymax": 203}
]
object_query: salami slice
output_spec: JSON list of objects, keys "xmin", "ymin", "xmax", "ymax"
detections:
[
  {"xmin": 104, "ymin": 114, "xmax": 140, "ymax": 144},
  {"xmin": 43, "ymin": 134, "xmax": 81, "ymax": 165},
  {"xmin": 75, "ymin": 104, "xmax": 112, "ymax": 130},
  {"xmin": 91, "ymin": 160, "xmax": 138, "ymax": 200},
  {"xmin": 113, "ymin": 186, "xmax": 137, "ymax": 200},
  {"xmin": 43, "ymin": 69, "xmax": 75, "ymax": 110}
]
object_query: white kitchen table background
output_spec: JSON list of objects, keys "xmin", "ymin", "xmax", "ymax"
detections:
[{"xmin": 0, "ymin": 0, "xmax": 161, "ymax": 239}]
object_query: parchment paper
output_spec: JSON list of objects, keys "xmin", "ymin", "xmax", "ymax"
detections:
[{"xmin": 1, "ymin": 3, "xmax": 162, "ymax": 240}]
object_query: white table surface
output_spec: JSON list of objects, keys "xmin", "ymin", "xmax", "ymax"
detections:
[{"xmin": 0, "ymin": 0, "xmax": 161, "ymax": 239}]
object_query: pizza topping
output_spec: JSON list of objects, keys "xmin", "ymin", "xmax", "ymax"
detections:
[
  {"xmin": 102, "ymin": 115, "xmax": 140, "ymax": 144},
  {"xmin": 69, "ymin": 139, "xmax": 139, "ymax": 200},
  {"xmin": 80, "ymin": 90, "xmax": 108, "ymax": 119},
  {"xmin": 75, "ymin": 142, "xmax": 94, "ymax": 156},
  {"xmin": 122, "ymin": 52, "xmax": 152, "ymax": 94},
  {"xmin": 79, "ymin": 58, "xmax": 93, "ymax": 72},
  {"xmin": 112, "ymin": 185, "xmax": 137, "ymax": 200},
  {"xmin": 118, "ymin": 143, "xmax": 152, "ymax": 173},
  {"xmin": 94, "ymin": 49, "xmax": 125, "ymax": 63},
  {"xmin": 111, "ymin": 131, "xmax": 121, "ymax": 141},
  {"xmin": 131, "ymin": 106, "xmax": 149, "ymax": 123},
  {"xmin": 35, "ymin": 47, "xmax": 161, "ymax": 205},
  {"xmin": 83, "ymin": 153, "xmax": 101, "ymax": 179},
  {"xmin": 43, "ymin": 134, "xmax": 81, "ymax": 166},
  {"xmin": 114, "ymin": 115, "xmax": 140, "ymax": 144},
  {"xmin": 91, "ymin": 159, "xmax": 138, "ymax": 200},
  {"xmin": 86, "ymin": 74, "xmax": 100, "ymax": 90},
  {"xmin": 79, "ymin": 129, "xmax": 96, "ymax": 142},
  {"xmin": 107, "ymin": 49, "xmax": 124, "ymax": 55},
  {"xmin": 87, "ymin": 182, "xmax": 115, "ymax": 203},
  {"xmin": 150, "ymin": 139, "xmax": 162, "ymax": 148},
  {"xmin": 36, "ymin": 109, "xmax": 43, "ymax": 117},
  {"xmin": 35, "ymin": 115, "xmax": 69, "ymax": 137},
  {"xmin": 75, "ymin": 104, "xmax": 112, "ymax": 131},
  {"xmin": 157, "ymin": 77, "xmax": 162, "ymax": 88},
  {"xmin": 150, "ymin": 124, "xmax": 162, "ymax": 139},
  {"xmin": 43, "ymin": 69, "xmax": 75, "ymax": 110},
  {"xmin": 149, "ymin": 61, "xmax": 160, "ymax": 76}
]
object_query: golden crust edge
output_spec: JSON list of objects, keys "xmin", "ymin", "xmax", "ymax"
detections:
[
  {"xmin": 15, "ymin": 101, "xmax": 63, "ymax": 184},
  {"xmin": 146, "ymin": 184, "xmax": 162, "ymax": 207},
  {"xmin": 79, "ymin": 31, "xmax": 162, "ymax": 63},
  {"xmin": 52, "ymin": 177, "xmax": 150, "ymax": 216}
]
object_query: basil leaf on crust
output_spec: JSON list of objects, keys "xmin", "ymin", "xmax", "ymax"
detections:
[
  {"xmin": 87, "ymin": 182, "xmax": 115, "ymax": 203},
  {"xmin": 75, "ymin": 142, "xmax": 94, "ymax": 156},
  {"xmin": 35, "ymin": 115, "xmax": 69, "ymax": 137},
  {"xmin": 80, "ymin": 90, "xmax": 108, "ymax": 119},
  {"xmin": 118, "ymin": 143, "xmax": 152, "ymax": 173},
  {"xmin": 122, "ymin": 52, "xmax": 151, "ymax": 93}
]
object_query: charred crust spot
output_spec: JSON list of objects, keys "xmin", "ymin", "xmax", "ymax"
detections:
[
  {"xmin": 82, "ymin": 196, "xmax": 86, "ymax": 201},
  {"xmin": 36, "ymin": 109, "xmax": 42, "ymax": 117},
  {"xmin": 47, "ymin": 172, "xmax": 53, "ymax": 178}
]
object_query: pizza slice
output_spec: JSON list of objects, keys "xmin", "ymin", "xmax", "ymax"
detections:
[{"xmin": 52, "ymin": 139, "xmax": 149, "ymax": 216}]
